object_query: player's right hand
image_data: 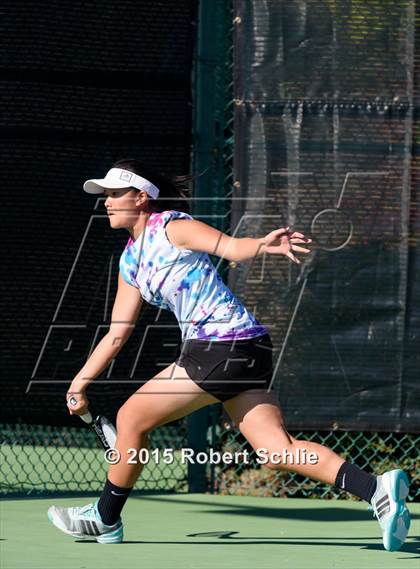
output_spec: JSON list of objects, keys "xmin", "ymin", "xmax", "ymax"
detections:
[{"xmin": 66, "ymin": 391, "xmax": 89, "ymax": 416}]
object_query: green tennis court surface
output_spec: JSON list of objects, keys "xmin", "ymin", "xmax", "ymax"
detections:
[{"xmin": 1, "ymin": 494, "xmax": 419, "ymax": 569}]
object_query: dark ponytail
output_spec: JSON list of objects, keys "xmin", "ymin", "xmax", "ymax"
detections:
[{"xmin": 112, "ymin": 158, "xmax": 200, "ymax": 214}]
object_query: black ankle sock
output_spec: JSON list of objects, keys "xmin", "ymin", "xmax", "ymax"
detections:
[
  {"xmin": 97, "ymin": 478, "xmax": 133, "ymax": 525},
  {"xmin": 334, "ymin": 461, "xmax": 377, "ymax": 502}
]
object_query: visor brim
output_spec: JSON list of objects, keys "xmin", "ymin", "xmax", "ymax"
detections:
[{"xmin": 83, "ymin": 179, "xmax": 133, "ymax": 194}]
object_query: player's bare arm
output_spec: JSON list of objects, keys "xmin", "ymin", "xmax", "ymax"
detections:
[
  {"xmin": 166, "ymin": 219, "xmax": 312, "ymax": 264},
  {"xmin": 66, "ymin": 272, "xmax": 143, "ymax": 415}
]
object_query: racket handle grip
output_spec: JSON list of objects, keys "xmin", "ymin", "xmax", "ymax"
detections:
[{"xmin": 79, "ymin": 411, "xmax": 93, "ymax": 424}]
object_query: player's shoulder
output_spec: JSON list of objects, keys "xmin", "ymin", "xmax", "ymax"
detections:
[{"xmin": 160, "ymin": 210, "xmax": 196, "ymax": 251}]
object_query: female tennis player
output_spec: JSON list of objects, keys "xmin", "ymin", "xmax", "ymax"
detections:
[{"xmin": 47, "ymin": 159, "xmax": 411, "ymax": 550}]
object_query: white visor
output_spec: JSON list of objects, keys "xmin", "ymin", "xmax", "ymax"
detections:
[{"xmin": 83, "ymin": 168, "xmax": 160, "ymax": 200}]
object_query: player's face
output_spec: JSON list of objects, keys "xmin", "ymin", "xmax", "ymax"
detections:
[{"xmin": 104, "ymin": 188, "xmax": 146, "ymax": 229}]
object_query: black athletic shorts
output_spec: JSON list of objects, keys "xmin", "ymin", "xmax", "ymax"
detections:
[{"xmin": 174, "ymin": 333, "xmax": 274, "ymax": 402}]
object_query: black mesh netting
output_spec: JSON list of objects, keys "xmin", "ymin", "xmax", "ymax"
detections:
[
  {"xmin": 1, "ymin": 0, "xmax": 198, "ymax": 426},
  {"xmin": 230, "ymin": 0, "xmax": 419, "ymax": 431}
]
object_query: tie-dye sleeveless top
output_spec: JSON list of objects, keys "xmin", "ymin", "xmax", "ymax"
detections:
[{"xmin": 119, "ymin": 210, "xmax": 269, "ymax": 342}]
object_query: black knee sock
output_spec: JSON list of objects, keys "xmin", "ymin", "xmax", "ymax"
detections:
[
  {"xmin": 334, "ymin": 461, "xmax": 377, "ymax": 502},
  {"xmin": 97, "ymin": 478, "xmax": 133, "ymax": 525}
]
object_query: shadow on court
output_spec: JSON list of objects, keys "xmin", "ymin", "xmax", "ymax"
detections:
[
  {"xmin": 73, "ymin": 534, "xmax": 419, "ymax": 555},
  {"xmin": 137, "ymin": 494, "xmax": 420, "ymax": 523}
]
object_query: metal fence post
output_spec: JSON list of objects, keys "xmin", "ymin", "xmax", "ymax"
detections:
[
  {"xmin": 187, "ymin": 0, "xmax": 234, "ymax": 494},
  {"xmin": 186, "ymin": 409, "xmax": 210, "ymax": 492}
]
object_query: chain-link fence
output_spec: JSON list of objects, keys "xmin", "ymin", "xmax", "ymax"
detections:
[
  {"xmin": 213, "ymin": 425, "xmax": 420, "ymax": 501},
  {"xmin": 1, "ymin": 421, "xmax": 418, "ymax": 501},
  {"xmin": 0, "ymin": 422, "xmax": 188, "ymax": 497}
]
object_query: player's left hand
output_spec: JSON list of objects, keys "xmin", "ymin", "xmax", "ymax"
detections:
[{"xmin": 263, "ymin": 227, "xmax": 312, "ymax": 264}]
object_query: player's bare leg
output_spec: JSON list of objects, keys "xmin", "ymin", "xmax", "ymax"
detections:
[
  {"xmin": 223, "ymin": 390, "xmax": 411, "ymax": 551},
  {"xmin": 108, "ymin": 362, "xmax": 219, "ymax": 487},
  {"xmin": 223, "ymin": 390, "xmax": 345, "ymax": 483}
]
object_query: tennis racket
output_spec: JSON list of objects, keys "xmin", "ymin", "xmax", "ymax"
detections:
[{"xmin": 68, "ymin": 396, "xmax": 117, "ymax": 451}]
